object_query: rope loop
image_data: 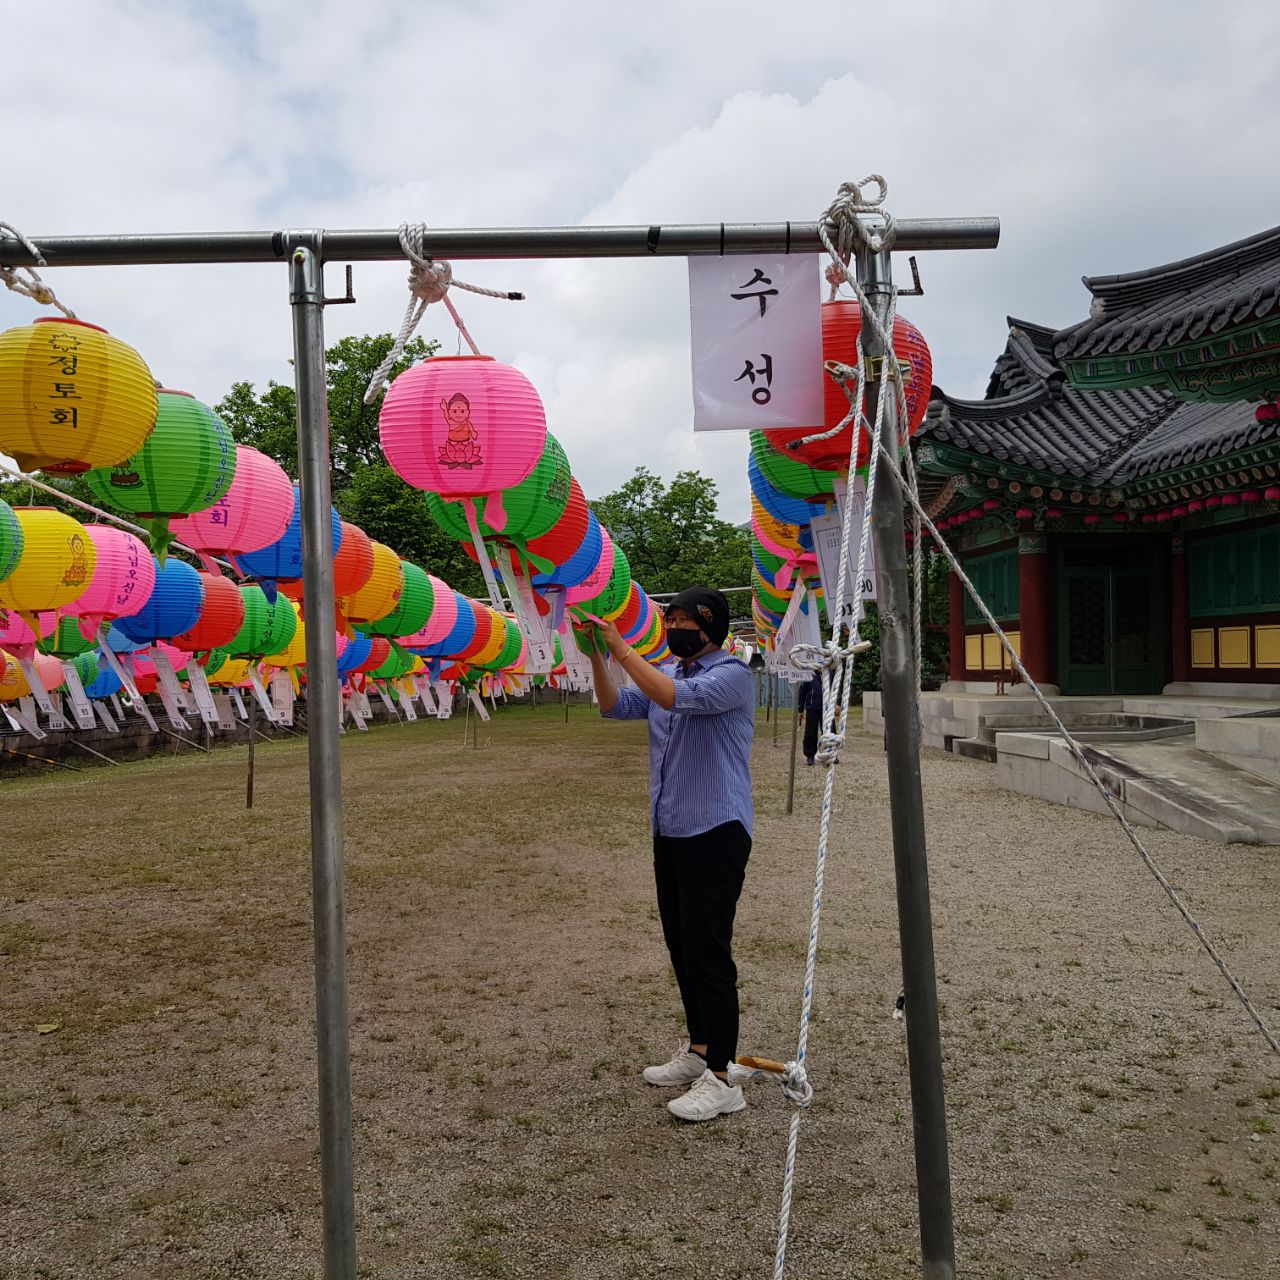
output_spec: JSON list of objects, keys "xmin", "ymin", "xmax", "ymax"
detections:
[
  {"xmin": 0, "ymin": 221, "xmax": 75, "ymax": 318},
  {"xmin": 362, "ymin": 221, "xmax": 524, "ymax": 405},
  {"xmin": 821, "ymin": 174, "xmax": 896, "ymax": 255},
  {"xmin": 780, "ymin": 1061, "xmax": 814, "ymax": 1109},
  {"xmin": 814, "ymin": 732, "xmax": 843, "ymax": 766}
]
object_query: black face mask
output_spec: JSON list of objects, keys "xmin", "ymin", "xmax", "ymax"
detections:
[{"xmin": 667, "ymin": 628, "xmax": 706, "ymax": 659}]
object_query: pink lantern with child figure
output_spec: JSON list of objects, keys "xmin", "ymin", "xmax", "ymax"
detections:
[{"xmin": 378, "ymin": 355, "xmax": 546, "ymax": 534}]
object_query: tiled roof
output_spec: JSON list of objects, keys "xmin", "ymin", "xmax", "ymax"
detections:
[
  {"xmin": 1054, "ymin": 224, "xmax": 1280, "ymax": 361},
  {"xmin": 919, "ymin": 322, "xmax": 1278, "ymax": 485}
]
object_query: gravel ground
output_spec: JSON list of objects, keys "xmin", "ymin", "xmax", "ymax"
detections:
[{"xmin": 1, "ymin": 703, "xmax": 1278, "ymax": 1280}]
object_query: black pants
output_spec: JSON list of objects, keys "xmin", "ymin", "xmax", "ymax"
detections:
[
  {"xmin": 803, "ymin": 709, "xmax": 820, "ymax": 761},
  {"xmin": 652, "ymin": 820, "xmax": 751, "ymax": 1074}
]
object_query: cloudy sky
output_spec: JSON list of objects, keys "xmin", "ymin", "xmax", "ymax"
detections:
[{"xmin": 4, "ymin": 0, "xmax": 1279, "ymax": 525}]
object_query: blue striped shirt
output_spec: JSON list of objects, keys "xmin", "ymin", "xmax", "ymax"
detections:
[{"xmin": 601, "ymin": 649, "xmax": 756, "ymax": 837}]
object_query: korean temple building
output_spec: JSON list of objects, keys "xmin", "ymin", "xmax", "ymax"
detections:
[{"xmin": 917, "ymin": 223, "xmax": 1280, "ymax": 698}]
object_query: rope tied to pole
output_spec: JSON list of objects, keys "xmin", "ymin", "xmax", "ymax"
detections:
[
  {"xmin": 0, "ymin": 222, "xmax": 75, "ymax": 317},
  {"xmin": 363, "ymin": 222, "xmax": 524, "ymax": 404}
]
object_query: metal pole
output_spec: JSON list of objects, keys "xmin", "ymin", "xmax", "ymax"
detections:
[
  {"xmin": 785, "ymin": 693, "xmax": 800, "ymax": 815},
  {"xmin": 773, "ymin": 676, "xmax": 781, "ymax": 746},
  {"xmin": 860, "ymin": 243, "xmax": 955, "ymax": 1280},
  {"xmin": 0, "ymin": 218, "xmax": 1000, "ymax": 268},
  {"xmin": 289, "ymin": 242, "xmax": 358, "ymax": 1280}
]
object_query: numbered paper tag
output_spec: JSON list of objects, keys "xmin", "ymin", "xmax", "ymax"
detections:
[
  {"xmin": 689, "ymin": 254, "xmax": 823, "ymax": 432},
  {"xmin": 184, "ymin": 661, "xmax": 221, "ymax": 725},
  {"xmin": 373, "ymin": 683, "xmax": 397, "ymax": 716},
  {"xmin": 98, "ymin": 641, "xmax": 159, "ymax": 731},
  {"xmin": 94, "ymin": 700, "xmax": 119, "ymax": 734},
  {"xmin": 269, "ymin": 670, "xmax": 295, "ymax": 727},
  {"xmin": 468, "ymin": 689, "xmax": 491, "ymax": 721},
  {"xmin": 229, "ymin": 688, "xmax": 249, "ymax": 721},
  {"xmin": 416, "ymin": 678, "xmax": 437, "ymax": 716},
  {"xmin": 8, "ymin": 701, "xmax": 47, "ymax": 740},
  {"xmin": 432, "ymin": 682, "xmax": 453, "ymax": 719},
  {"xmin": 60, "ymin": 660, "xmax": 97, "ymax": 729},
  {"xmin": 17, "ymin": 656, "xmax": 55, "ymax": 716},
  {"xmin": 246, "ymin": 666, "xmax": 279, "ymax": 724},
  {"xmin": 150, "ymin": 650, "xmax": 192, "ymax": 731},
  {"xmin": 811, "ymin": 480, "xmax": 876, "ymax": 614},
  {"xmin": 212, "ymin": 693, "xmax": 237, "ymax": 730},
  {"xmin": 399, "ymin": 690, "xmax": 418, "ymax": 721},
  {"xmin": 44, "ymin": 694, "xmax": 68, "ymax": 732}
]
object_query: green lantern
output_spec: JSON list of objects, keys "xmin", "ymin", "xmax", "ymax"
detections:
[
  {"xmin": 476, "ymin": 616, "xmax": 523, "ymax": 671},
  {"xmin": 574, "ymin": 539, "xmax": 631, "ymax": 619},
  {"xmin": 361, "ymin": 561, "xmax": 434, "ymax": 638},
  {"xmin": 426, "ymin": 433, "xmax": 571, "ymax": 548},
  {"xmin": 85, "ymin": 389, "xmax": 236, "ymax": 560},
  {"xmin": 201, "ymin": 645, "xmax": 232, "ymax": 675},
  {"xmin": 70, "ymin": 650, "xmax": 101, "ymax": 689},
  {"xmin": 229, "ymin": 583, "xmax": 297, "ymax": 658},
  {"xmin": 0, "ymin": 499, "xmax": 22, "ymax": 584},
  {"xmin": 39, "ymin": 614, "xmax": 97, "ymax": 659},
  {"xmin": 370, "ymin": 640, "xmax": 416, "ymax": 681},
  {"xmin": 749, "ymin": 430, "xmax": 841, "ymax": 503},
  {"xmin": 752, "ymin": 566, "xmax": 791, "ymax": 616}
]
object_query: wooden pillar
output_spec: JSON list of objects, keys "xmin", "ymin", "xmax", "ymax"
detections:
[
  {"xmin": 948, "ymin": 570, "xmax": 965, "ymax": 683},
  {"xmin": 1017, "ymin": 534, "xmax": 1051, "ymax": 684},
  {"xmin": 1170, "ymin": 534, "xmax": 1190, "ymax": 683}
]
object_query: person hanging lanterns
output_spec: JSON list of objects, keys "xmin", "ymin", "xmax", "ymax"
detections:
[
  {"xmin": 84, "ymin": 389, "xmax": 236, "ymax": 560},
  {"xmin": 0, "ymin": 317, "xmax": 158, "ymax": 474}
]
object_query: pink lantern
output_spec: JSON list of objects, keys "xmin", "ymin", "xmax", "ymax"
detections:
[
  {"xmin": 1046, "ymin": 508, "xmax": 1063, "ymax": 519},
  {"xmin": 565, "ymin": 529, "xmax": 616, "ymax": 605},
  {"xmin": 1171, "ymin": 504, "xmax": 1188, "ymax": 518},
  {"xmin": 169, "ymin": 445, "xmax": 295, "ymax": 555},
  {"xmin": 0, "ymin": 607, "xmax": 55, "ymax": 655},
  {"xmin": 400, "ymin": 574, "xmax": 458, "ymax": 649},
  {"xmin": 982, "ymin": 498, "xmax": 1000, "ymax": 512},
  {"xmin": 1222, "ymin": 493, "xmax": 1241, "ymax": 507},
  {"xmin": 1141, "ymin": 513, "xmax": 1156, "ymax": 524},
  {"xmin": 1188, "ymin": 499, "xmax": 1205, "ymax": 513},
  {"xmin": 1265, "ymin": 486, "xmax": 1280, "ymax": 501},
  {"xmin": 1014, "ymin": 506, "xmax": 1033, "ymax": 520},
  {"xmin": 379, "ymin": 355, "xmax": 547, "ymax": 533},
  {"xmin": 66, "ymin": 525, "xmax": 156, "ymax": 638},
  {"xmin": 1241, "ymin": 489, "xmax": 1263, "ymax": 504},
  {"xmin": 130, "ymin": 642, "xmax": 191, "ymax": 681},
  {"xmin": 1083, "ymin": 513, "xmax": 1101, "ymax": 525}
]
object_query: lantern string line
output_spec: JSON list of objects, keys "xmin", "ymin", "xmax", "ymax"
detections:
[
  {"xmin": 0, "ymin": 222, "xmax": 75, "ymax": 319},
  {"xmin": 881, "ymin": 447, "xmax": 1280, "ymax": 1060},
  {"xmin": 362, "ymin": 223, "xmax": 525, "ymax": 405},
  {"xmin": 0, "ymin": 459, "xmax": 239, "ymax": 577}
]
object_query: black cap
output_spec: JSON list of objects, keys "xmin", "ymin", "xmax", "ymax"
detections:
[{"xmin": 666, "ymin": 586, "xmax": 730, "ymax": 647}]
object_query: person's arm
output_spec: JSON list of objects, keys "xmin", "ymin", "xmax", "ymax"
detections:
[
  {"xmin": 580, "ymin": 623, "xmax": 651, "ymax": 719},
  {"xmin": 598, "ymin": 622, "xmax": 677, "ymax": 710}
]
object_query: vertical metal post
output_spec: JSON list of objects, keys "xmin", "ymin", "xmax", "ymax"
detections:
[
  {"xmin": 289, "ymin": 242, "xmax": 358, "ymax": 1280},
  {"xmin": 246, "ymin": 695, "xmax": 256, "ymax": 810},
  {"xmin": 785, "ymin": 690, "xmax": 800, "ymax": 815},
  {"xmin": 773, "ymin": 675, "xmax": 781, "ymax": 746},
  {"xmin": 860, "ymin": 243, "xmax": 955, "ymax": 1280}
]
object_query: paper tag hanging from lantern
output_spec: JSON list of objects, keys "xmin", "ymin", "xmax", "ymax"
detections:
[
  {"xmin": 96, "ymin": 633, "xmax": 158, "ymax": 730},
  {"xmin": 149, "ymin": 648, "xmax": 192, "ymax": 731},
  {"xmin": 269, "ymin": 669, "xmax": 295, "ymax": 726},
  {"xmin": 93, "ymin": 699, "xmax": 119, "ymax": 733},
  {"xmin": 44, "ymin": 694, "xmax": 68, "ymax": 732},
  {"xmin": 229, "ymin": 688, "xmax": 248, "ymax": 721},
  {"xmin": 60, "ymin": 659, "xmax": 97, "ymax": 729},
  {"xmin": 689, "ymin": 255, "xmax": 823, "ymax": 432},
  {"xmin": 246, "ymin": 665, "xmax": 278, "ymax": 724},
  {"xmin": 468, "ymin": 688, "xmax": 490, "ymax": 721},
  {"xmin": 433, "ymin": 682, "xmax": 454, "ymax": 719},
  {"xmin": 184, "ymin": 660, "xmax": 221, "ymax": 725},
  {"xmin": 7, "ymin": 699, "xmax": 46, "ymax": 739},
  {"xmin": 212, "ymin": 693, "xmax": 236, "ymax": 730}
]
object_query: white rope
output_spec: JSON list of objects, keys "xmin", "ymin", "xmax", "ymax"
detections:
[
  {"xmin": 362, "ymin": 223, "xmax": 523, "ymax": 404},
  {"xmin": 881, "ymin": 444, "xmax": 1280, "ymax": 1060},
  {"xmin": 0, "ymin": 222, "xmax": 75, "ymax": 318}
]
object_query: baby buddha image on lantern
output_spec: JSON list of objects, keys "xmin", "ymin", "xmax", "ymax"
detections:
[{"xmin": 439, "ymin": 392, "xmax": 482, "ymax": 469}]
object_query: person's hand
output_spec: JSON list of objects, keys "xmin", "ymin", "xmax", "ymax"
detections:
[
  {"xmin": 597, "ymin": 619, "xmax": 627, "ymax": 659},
  {"xmin": 572, "ymin": 618, "xmax": 608, "ymax": 657}
]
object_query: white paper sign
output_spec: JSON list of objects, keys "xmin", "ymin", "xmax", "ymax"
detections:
[
  {"xmin": 689, "ymin": 254, "xmax": 823, "ymax": 432},
  {"xmin": 416, "ymin": 678, "xmax": 438, "ymax": 716},
  {"xmin": 269, "ymin": 670, "xmax": 295, "ymax": 727},
  {"xmin": 60, "ymin": 661, "xmax": 97, "ymax": 729},
  {"xmin": 212, "ymin": 693, "xmax": 237, "ymax": 730},
  {"xmin": 433, "ymin": 682, "xmax": 454, "ymax": 720},
  {"xmin": 229, "ymin": 688, "xmax": 248, "ymax": 721},
  {"xmin": 468, "ymin": 689, "xmax": 491, "ymax": 722},
  {"xmin": 811, "ymin": 486, "xmax": 876, "ymax": 622}
]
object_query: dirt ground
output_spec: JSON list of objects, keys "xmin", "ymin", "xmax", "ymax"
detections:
[{"xmin": 1, "ymin": 702, "xmax": 1278, "ymax": 1280}]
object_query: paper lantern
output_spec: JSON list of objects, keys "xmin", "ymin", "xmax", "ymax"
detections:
[
  {"xmin": 432, "ymin": 432, "xmax": 571, "ymax": 553},
  {"xmin": 228, "ymin": 583, "xmax": 298, "ymax": 658},
  {"xmin": 748, "ymin": 430, "xmax": 841, "ymax": 503},
  {"xmin": 564, "ymin": 526, "xmax": 616, "ymax": 605},
  {"xmin": 763, "ymin": 300, "xmax": 932, "ymax": 470},
  {"xmin": 83, "ymin": 654, "xmax": 124, "ymax": 700},
  {"xmin": 0, "ymin": 317, "xmax": 158, "ymax": 474},
  {"xmin": 264, "ymin": 601, "xmax": 307, "ymax": 666},
  {"xmin": 0, "ymin": 500, "xmax": 22, "ymax": 584},
  {"xmin": 207, "ymin": 657, "xmax": 254, "ymax": 688},
  {"xmin": 369, "ymin": 641, "xmax": 417, "ymax": 681},
  {"xmin": 399, "ymin": 575, "xmax": 457, "ymax": 649},
  {"xmin": 534, "ymin": 508, "xmax": 604, "ymax": 591},
  {"xmin": 64, "ymin": 525, "xmax": 156, "ymax": 636},
  {"xmin": 523, "ymin": 475, "xmax": 590, "ymax": 570},
  {"xmin": 363, "ymin": 561, "xmax": 433, "ymax": 637},
  {"xmin": 331, "ymin": 523, "xmax": 375, "ymax": 598},
  {"xmin": 352, "ymin": 635, "xmax": 392, "ymax": 675},
  {"xmin": 379, "ymin": 354, "xmax": 547, "ymax": 532},
  {"xmin": 171, "ymin": 572, "xmax": 247, "ymax": 652},
  {"xmin": 0, "ymin": 508, "xmax": 96, "ymax": 618},
  {"xmin": 41, "ymin": 614, "xmax": 97, "ymax": 658},
  {"xmin": 235, "ymin": 485, "xmax": 344, "ymax": 598},
  {"xmin": 0, "ymin": 650, "xmax": 63, "ymax": 702},
  {"xmin": 85, "ymin": 389, "xmax": 236, "ymax": 557},
  {"xmin": 336, "ymin": 632, "xmax": 374, "ymax": 677},
  {"xmin": 340, "ymin": 541, "xmax": 404, "ymax": 626},
  {"xmin": 576, "ymin": 539, "xmax": 632, "ymax": 620},
  {"xmin": 168, "ymin": 444, "xmax": 294, "ymax": 555},
  {"xmin": 748, "ymin": 454, "xmax": 826, "ymax": 528},
  {"xmin": 112, "ymin": 557, "xmax": 204, "ymax": 644},
  {"xmin": 614, "ymin": 582, "xmax": 646, "ymax": 636},
  {"xmin": 0, "ymin": 607, "xmax": 55, "ymax": 655},
  {"xmin": 453, "ymin": 601, "xmax": 499, "ymax": 664}
]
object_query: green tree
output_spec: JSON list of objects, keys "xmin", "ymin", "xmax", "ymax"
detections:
[
  {"xmin": 216, "ymin": 333, "xmax": 438, "ymax": 494},
  {"xmin": 591, "ymin": 466, "xmax": 751, "ymax": 596}
]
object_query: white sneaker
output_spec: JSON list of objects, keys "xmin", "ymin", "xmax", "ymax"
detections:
[
  {"xmin": 643, "ymin": 1040, "xmax": 707, "ymax": 1087},
  {"xmin": 667, "ymin": 1069, "xmax": 747, "ymax": 1122}
]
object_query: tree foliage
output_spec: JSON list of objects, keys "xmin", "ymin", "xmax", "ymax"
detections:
[{"xmin": 590, "ymin": 466, "xmax": 751, "ymax": 597}]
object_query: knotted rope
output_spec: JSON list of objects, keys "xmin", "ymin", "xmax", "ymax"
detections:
[
  {"xmin": 0, "ymin": 222, "xmax": 74, "ymax": 317},
  {"xmin": 363, "ymin": 223, "xmax": 524, "ymax": 404}
]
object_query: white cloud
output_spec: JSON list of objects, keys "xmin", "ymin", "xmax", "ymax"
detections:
[{"xmin": 4, "ymin": 0, "xmax": 1280, "ymax": 571}]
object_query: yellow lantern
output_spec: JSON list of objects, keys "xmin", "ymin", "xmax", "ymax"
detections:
[
  {"xmin": 339, "ymin": 540, "xmax": 404, "ymax": 625},
  {"xmin": 0, "ymin": 508, "xmax": 97, "ymax": 620},
  {"xmin": 0, "ymin": 318, "xmax": 158, "ymax": 474},
  {"xmin": 208, "ymin": 657, "xmax": 253, "ymax": 687}
]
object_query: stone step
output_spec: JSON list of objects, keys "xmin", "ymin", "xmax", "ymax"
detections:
[{"xmin": 952, "ymin": 736, "xmax": 997, "ymax": 763}]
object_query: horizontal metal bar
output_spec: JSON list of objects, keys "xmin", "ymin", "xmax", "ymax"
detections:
[{"xmin": 0, "ymin": 218, "xmax": 998, "ymax": 268}]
